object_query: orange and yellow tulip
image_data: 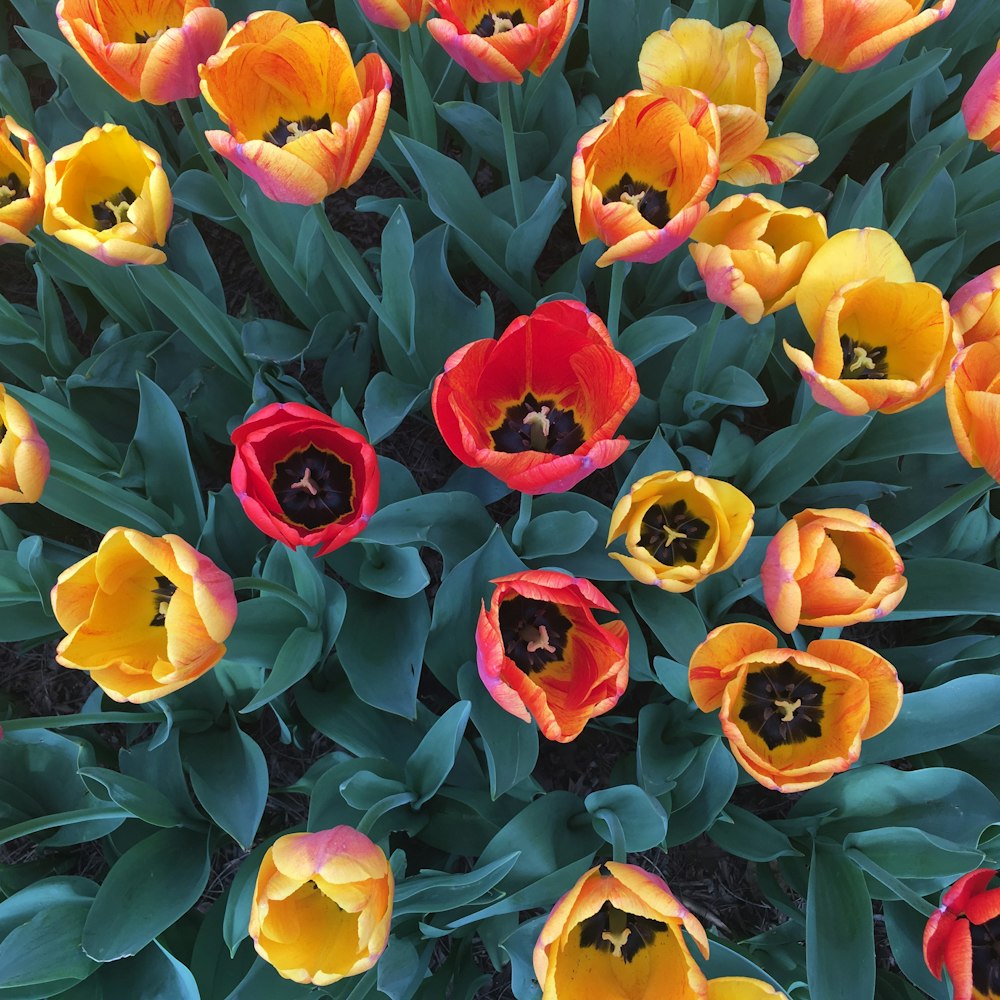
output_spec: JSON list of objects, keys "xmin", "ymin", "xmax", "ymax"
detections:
[
  {"xmin": 56, "ymin": 0, "xmax": 227, "ymax": 104},
  {"xmin": 426, "ymin": 0, "xmax": 578, "ymax": 84},
  {"xmin": 689, "ymin": 624, "xmax": 902, "ymax": 792},
  {"xmin": 689, "ymin": 194, "xmax": 827, "ymax": 324},
  {"xmin": 639, "ymin": 19, "xmax": 818, "ymax": 186},
  {"xmin": 0, "ymin": 117, "xmax": 45, "ymax": 248},
  {"xmin": 572, "ymin": 89, "xmax": 720, "ymax": 267},
  {"xmin": 784, "ymin": 228, "xmax": 954, "ymax": 415},
  {"xmin": 952, "ymin": 266, "xmax": 1000, "ymax": 348},
  {"xmin": 533, "ymin": 862, "xmax": 711, "ymax": 999},
  {"xmin": 708, "ymin": 981, "xmax": 787, "ymax": 999},
  {"xmin": 607, "ymin": 470, "xmax": 754, "ymax": 593},
  {"xmin": 51, "ymin": 527, "xmax": 237, "ymax": 703},
  {"xmin": 249, "ymin": 827, "xmax": 393, "ymax": 986},
  {"xmin": 762, "ymin": 508, "xmax": 906, "ymax": 634},
  {"xmin": 199, "ymin": 11, "xmax": 392, "ymax": 205},
  {"xmin": 0, "ymin": 385, "xmax": 49, "ymax": 505},
  {"xmin": 43, "ymin": 123, "xmax": 172, "ymax": 266},
  {"xmin": 358, "ymin": 0, "xmax": 431, "ymax": 30},
  {"xmin": 964, "ymin": 40, "xmax": 1000, "ymax": 152},
  {"xmin": 946, "ymin": 339, "xmax": 1000, "ymax": 482},
  {"xmin": 789, "ymin": 0, "xmax": 955, "ymax": 73}
]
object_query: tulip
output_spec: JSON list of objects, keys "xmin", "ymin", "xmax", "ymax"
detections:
[
  {"xmin": 56, "ymin": 0, "xmax": 227, "ymax": 104},
  {"xmin": 923, "ymin": 868, "xmax": 1000, "ymax": 1000},
  {"xmin": 572, "ymin": 89, "xmax": 720, "ymax": 267},
  {"xmin": 199, "ymin": 11, "xmax": 392, "ymax": 205},
  {"xmin": 533, "ymin": 862, "xmax": 711, "ymax": 999},
  {"xmin": 946, "ymin": 339, "xmax": 1000, "ymax": 482},
  {"xmin": 951, "ymin": 266, "xmax": 1000, "ymax": 348},
  {"xmin": 476, "ymin": 570, "xmax": 629, "ymax": 743},
  {"xmin": 964, "ymin": 41, "xmax": 1000, "ymax": 152},
  {"xmin": 784, "ymin": 228, "xmax": 953, "ymax": 415},
  {"xmin": 639, "ymin": 19, "xmax": 818, "ymax": 187},
  {"xmin": 426, "ymin": 0, "xmax": 577, "ymax": 85},
  {"xmin": 689, "ymin": 194, "xmax": 827, "ymax": 324},
  {"xmin": 761, "ymin": 508, "xmax": 907, "ymax": 634},
  {"xmin": 432, "ymin": 300, "xmax": 638, "ymax": 494},
  {"xmin": 230, "ymin": 402, "xmax": 380, "ymax": 556},
  {"xmin": 789, "ymin": 0, "xmax": 955, "ymax": 73},
  {"xmin": 689, "ymin": 624, "xmax": 902, "ymax": 792},
  {"xmin": 51, "ymin": 528, "xmax": 237, "ymax": 703},
  {"xmin": 708, "ymin": 981, "xmax": 787, "ymax": 999},
  {"xmin": 607, "ymin": 471, "xmax": 754, "ymax": 593},
  {"xmin": 0, "ymin": 385, "xmax": 49, "ymax": 504},
  {"xmin": 250, "ymin": 827, "xmax": 393, "ymax": 986},
  {"xmin": 42, "ymin": 123, "xmax": 172, "ymax": 266},
  {"xmin": 0, "ymin": 117, "xmax": 45, "ymax": 248},
  {"xmin": 357, "ymin": 0, "xmax": 431, "ymax": 30}
]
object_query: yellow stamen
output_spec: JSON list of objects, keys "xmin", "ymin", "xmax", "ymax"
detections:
[
  {"xmin": 849, "ymin": 347, "xmax": 876, "ymax": 373},
  {"xmin": 522, "ymin": 406, "xmax": 551, "ymax": 437},
  {"xmin": 601, "ymin": 927, "xmax": 631, "ymax": 959},
  {"xmin": 525, "ymin": 625, "xmax": 555, "ymax": 654},
  {"xmin": 286, "ymin": 121, "xmax": 308, "ymax": 140},
  {"xmin": 291, "ymin": 467, "xmax": 319, "ymax": 496},
  {"xmin": 660, "ymin": 524, "xmax": 687, "ymax": 547},
  {"xmin": 158, "ymin": 600, "xmax": 170, "ymax": 619},
  {"xmin": 492, "ymin": 14, "xmax": 516, "ymax": 32},
  {"xmin": 0, "ymin": 184, "xmax": 16, "ymax": 207},
  {"xmin": 619, "ymin": 190, "xmax": 646, "ymax": 210},
  {"xmin": 773, "ymin": 698, "xmax": 801, "ymax": 722},
  {"xmin": 104, "ymin": 199, "xmax": 132, "ymax": 225}
]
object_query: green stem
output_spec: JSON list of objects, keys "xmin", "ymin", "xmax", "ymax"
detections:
[
  {"xmin": 888, "ymin": 135, "xmax": 968, "ymax": 237},
  {"xmin": 607, "ymin": 261, "xmax": 631, "ymax": 343},
  {"xmin": 596, "ymin": 809, "xmax": 628, "ymax": 864},
  {"xmin": 893, "ymin": 471, "xmax": 995, "ymax": 544},
  {"xmin": 693, "ymin": 302, "xmax": 726, "ymax": 392},
  {"xmin": 375, "ymin": 150, "xmax": 417, "ymax": 199},
  {"xmin": 399, "ymin": 26, "xmax": 436, "ymax": 149},
  {"xmin": 1, "ymin": 711, "xmax": 170, "ymax": 732},
  {"xmin": 232, "ymin": 576, "xmax": 319, "ymax": 624},
  {"xmin": 772, "ymin": 60, "xmax": 820, "ymax": 132},
  {"xmin": 511, "ymin": 492, "xmax": 532, "ymax": 551},
  {"xmin": 498, "ymin": 82, "xmax": 525, "ymax": 226}
]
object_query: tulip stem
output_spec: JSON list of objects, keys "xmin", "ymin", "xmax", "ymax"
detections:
[
  {"xmin": 0, "ymin": 711, "xmax": 201, "ymax": 732},
  {"xmin": 893, "ymin": 471, "xmax": 995, "ymax": 545},
  {"xmin": 399, "ymin": 26, "xmax": 436, "ymax": 149},
  {"xmin": 887, "ymin": 135, "xmax": 968, "ymax": 238},
  {"xmin": 693, "ymin": 302, "xmax": 726, "ymax": 392},
  {"xmin": 595, "ymin": 808, "xmax": 628, "ymax": 863},
  {"xmin": 772, "ymin": 60, "xmax": 820, "ymax": 132},
  {"xmin": 607, "ymin": 261, "xmax": 631, "ymax": 343},
  {"xmin": 498, "ymin": 82, "xmax": 525, "ymax": 226},
  {"xmin": 511, "ymin": 492, "xmax": 532, "ymax": 551}
]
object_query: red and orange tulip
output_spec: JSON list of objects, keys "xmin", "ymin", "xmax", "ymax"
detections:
[
  {"xmin": 784, "ymin": 228, "xmax": 954, "ymax": 415},
  {"xmin": 51, "ymin": 528, "xmax": 238, "ymax": 703},
  {"xmin": 689, "ymin": 624, "xmax": 902, "ymax": 792},
  {"xmin": 964, "ymin": 41, "xmax": 1000, "ymax": 152},
  {"xmin": 426, "ymin": 0, "xmax": 578, "ymax": 84},
  {"xmin": 0, "ymin": 117, "xmax": 45, "ymax": 248},
  {"xmin": 639, "ymin": 19, "xmax": 818, "ymax": 186},
  {"xmin": 199, "ymin": 11, "xmax": 392, "ymax": 204},
  {"xmin": 0, "ymin": 386, "xmax": 49, "ymax": 505},
  {"xmin": 607, "ymin": 471, "xmax": 754, "ymax": 593},
  {"xmin": 952, "ymin": 267, "xmax": 1000, "ymax": 348},
  {"xmin": 533, "ymin": 862, "xmax": 711, "ymax": 999},
  {"xmin": 789, "ymin": 0, "xmax": 955, "ymax": 73},
  {"xmin": 924, "ymin": 868, "xmax": 1000, "ymax": 1000},
  {"xmin": 689, "ymin": 194, "xmax": 827, "ymax": 324},
  {"xmin": 476, "ymin": 570, "xmax": 629, "ymax": 743},
  {"xmin": 56, "ymin": 0, "xmax": 226, "ymax": 104},
  {"xmin": 432, "ymin": 300, "xmax": 638, "ymax": 494},
  {"xmin": 761, "ymin": 508, "xmax": 907, "ymax": 634},
  {"xmin": 250, "ymin": 827, "xmax": 394, "ymax": 986},
  {"xmin": 43, "ymin": 123, "xmax": 172, "ymax": 266},
  {"xmin": 230, "ymin": 402, "xmax": 380, "ymax": 557},
  {"xmin": 946, "ymin": 339, "xmax": 1000, "ymax": 482},
  {"xmin": 572, "ymin": 89, "xmax": 720, "ymax": 267},
  {"xmin": 358, "ymin": 0, "xmax": 431, "ymax": 30}
]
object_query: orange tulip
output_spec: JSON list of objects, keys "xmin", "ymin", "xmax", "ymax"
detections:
[
  {"xmin": 708, "ymin": 981, "xmax": 787, "ymax": 1000},
  {"xmin": 43, "ymin": 123, "xmax": 172, "ymax": 266},
  {"xmin": 360, "ymin": 0, "xmax": 431, "ymax": 30},
  {"xmin": 199, "ymin": 11, "xmax": 392, "ymax": 205},
  {"xmin": 761, "ymin": 508, "xmax": 906, "ymax": 633},
  {"xmin": 0, "ymin": 385, "xmax": 49, "ymax": 504},
  {"xmin": 0, "ymin": 117, "xmax": 45, "ymax": 248},
  {"xmin": 946, "ymin": 339, "xmax": 1000, "ymax": 482},
  {"xmin": 689, "ymin": 624, "xmax": 902, "ymax": 792},
  {"xmin": 51, "ymin": 527, "xmax": 237, "ymax": 703},
  {"xmin": 784, "ymin": 228, "xmax": 954, "ymax": 415},
  {"xmin": 56, "ymin": 0, "xmax": 227, "ymax": 104},
  {"xmin": 789, "ymin": 0, "xmax": 955, "ymax": 73},
  {"xmin": 572, "ymin": 89, "xmax": 720, "ymax": 267},
  {"xmin": 964, "ymin": 40, "xmax": 1000, "ymax": 151},
  {"xmin": 639, "ymin": 19, "xmax": 817, "ymax": 186},
  {"xmin": 689, "ymin": 193, "xmax": 827, "ymax": 323},
  {"xmin": 426, "ymin": 0, "xmax": 578, "ymax": 84},
  {"xmin": 951, "ymin": 266, "xmax": 1000, "ymax": 348}
]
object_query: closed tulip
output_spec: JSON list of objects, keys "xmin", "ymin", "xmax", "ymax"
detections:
[
  {"xmin": 964, "ymin": 40, "xmax": 1000, "ymax": 152},
  {"xmin": 0, "ymin": 385, "xmax": 49, "ymax": 504},
  {"xmin": 357, "ymin": 0, "xmax": 431, "ymax": 30},
  {"xmin": 946, "ymin": 339, "xmax": 1000, "ymax": 481},
  {"xmin": 951, "ymin": 266, "xmax": 1000, "ymax": 347},
  {"xmin": 0, "ymin": 117, "xmax": 45, "ymax": 248}
]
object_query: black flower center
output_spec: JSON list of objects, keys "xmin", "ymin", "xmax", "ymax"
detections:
[
  {"xmin": 497, "ymin": 596, "xmax": 571, "ymax": 674},
  {"xmin": 134, "ymin": 27, "xmax": 167, "ymax": 42},
  {"xmin": 739, "ymin": 661, "xmax": 825, "ymax": 750},
  {"xmin": 91, "ymin": 186, "xmax": 136, "ymax": 230},
  {"xmin": 970, "ymin": 915, "xmax": 1000, "ymax": 996},
  {"xmin": 840, "ymin": 336, "xmax": 888, "ymax": 380},
  {"xmin": 0, "ymin": 172, "xmax": 26, "ymax": 208},
  {"xmin": 603, "ymin": 172, "xmax": 670, "ymax": 229},
  {"xmin": 150, "ymin": 575, "xmax": 177, "ymax": 627},
  {"xmin": 490, "ymin": 392, "xmax": 584, "ymax": 456},
  {"xmin": 835, "ymin": 565, "xmax": 855, "ymax": 580},
  {"xmin": 578, "ymin": 900, "xmax": 669, "ymax": 964},
  {"xmin": 271, "ymin": 445, "xmax": 354, "ymax": 529},
  {"xmin": 265, "ymin": 114, "xmax": 333, "ymax": 147},
  {"xmin": 473, "ymin": 8, "xmax": 525, "ymax": 35},
  {"xmin": 638, "ymin": 499, "xmax": 709, "ymax": 566}
]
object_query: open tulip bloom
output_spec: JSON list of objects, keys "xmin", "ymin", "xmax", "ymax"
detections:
[
  {"xmin": 0, "ymin": 117, "xmax": 45, "ymax": 248},
  {"xmin": 964, "ymin": 40, "xmax": 1000, "ymax": 152}
]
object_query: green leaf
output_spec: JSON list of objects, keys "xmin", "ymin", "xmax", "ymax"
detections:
[
  {"xmin": 436, "ymin": 102, "xmax": 548, "ymax": 178},
  {"xmin": 708, "ymin": 805, "xmax": 801, "ymax": 862},
  {"xmin": 77, "ymin": 767, "xmax": 188, "ymax": 829},
  {"xmin": 618, "ymin": 313, "xmax": 694, "ymax": 366},
  {"xmin": 404, "ymin": 701, "xmax": 472, "ymax": 808},
  {"xmin": 844, "ymin": 827, "xmax": 984, "ymax": 884},
  {"xmin": 220, "ymin": 956, "xmax": 311, "ymax": 999},
  {"xmin": 891, "ymin": 558, "xmax": 1000, "ymax": 619},
  {"xmin": 240, "ymin": 626, "xmax": 325, "ymax": 714},
  {"xmin": 82, "ymin": 828, "xmax": 209, "ymax": 961},
  {"xmin": 666, "ymin": 738, "xmax": 738, "ymax": 846},
  {"xmin": 222, "ymin": 832, "xmax": 293, "ymax": 957},
  {"xmin": 630, "ymin": 583, "xmax": 707, "ymax": 665},
  {"xmin": 363, "ymin": 373, "xmax": 429, "ymax": 445},
  {"xmin": 519, "ymin": 510, "xmax": 597, "ymax": 560},
  {"xmin": 358, "ymin": 544, "xmax": 431, "ymax": 599},
  {"xmin": 97, "ymin": 942, "xmax": 201, "ymax": 1000},
  {"xmin": 883, "ymin": 901, "xmax": 951, "ymax": 1000},
  {"xmin": 585, "ymin": 785, "xmax": 669, "ymax": 851},
  {"xmin": 393, "ymin": 852, "xmax": 521, "ymax": 917},
  {"xmin": 505, "ymin": 175, "xmax": 567, "ymax": 282},
  {"xmin": 684, "ymin": 366, "xmax": 767, "ymax": 418}
]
